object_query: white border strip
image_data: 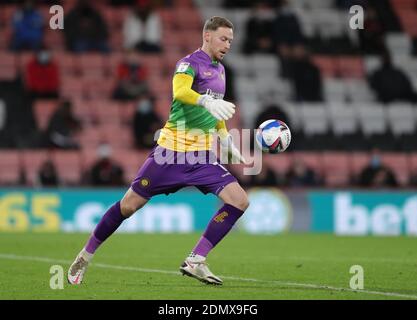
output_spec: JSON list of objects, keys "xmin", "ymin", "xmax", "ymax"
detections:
[{"xmin": 0, "ymin": 253, "xmax": 416, "ymax": 300}]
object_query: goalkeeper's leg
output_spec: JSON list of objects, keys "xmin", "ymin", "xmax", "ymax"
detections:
[
  {"xmin": 67, "ymin": 188, "xmax": 148, "ymax": 285},
  {"xmin": 181, "ymin": 182, "xmax": 249, "ymax": 285}
]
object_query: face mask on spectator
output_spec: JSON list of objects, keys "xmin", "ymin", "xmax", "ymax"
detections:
[
  {"xmin": 370, "ymin": 155, "xmax": 381, "ymax": 168},
  {"xmin": 137, "ymin": 99, "xmax": 152, "ymax": 114},
  {"xmin": 37, "ymin": 51, "xmax": 51, "ymax": 65}
]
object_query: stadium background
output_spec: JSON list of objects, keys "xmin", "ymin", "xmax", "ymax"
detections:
[{"xmin": 1, "ymin": 0, "xmax": 417, "ymax": 256}]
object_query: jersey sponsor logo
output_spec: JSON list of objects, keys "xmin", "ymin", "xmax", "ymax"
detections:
[
  {"xmin": 140, "ymin": 178, "xmax": 150, "ymax": 187},
  {"xmin": 177, "ymin": 62, "xmax": 190, "ymax": 73},
  {"xmin": 205, "ymin": 88, "xmax": 224, "ymax": 100},
  {"xmin": 203, "ymin": 71, "xmax": 212, "ymax": 77},
  {"xmin": 214, "ymin": 211, "xmax": 229, "ymax": 223}
]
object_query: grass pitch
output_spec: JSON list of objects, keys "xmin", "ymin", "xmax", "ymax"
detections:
[{"xmin": 0, "ymin": 232, "xmax": 416, "ymax": 300}]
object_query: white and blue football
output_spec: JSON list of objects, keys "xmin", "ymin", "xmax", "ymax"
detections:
[{"xmin": 256, "ymin": 119, "xmax": 291, "ymax": 154}]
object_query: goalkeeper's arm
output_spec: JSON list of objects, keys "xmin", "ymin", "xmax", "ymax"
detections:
[
  {"xmin": 172, "ymin": 73, "xmax": 235, "ymax": 121},
  {"xmin": 216, "ymin": 120, "xmax": 247, "ymax": 164}
]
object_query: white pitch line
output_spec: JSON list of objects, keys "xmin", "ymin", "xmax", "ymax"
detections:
[{"xmin": 0, "ymin": 253, "xmax": 416, "ymax": 300}]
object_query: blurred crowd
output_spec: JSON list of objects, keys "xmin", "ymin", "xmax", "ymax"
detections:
[{"xmin": 1, "ymin": 0, "xmax": 417, "ymax": 188}]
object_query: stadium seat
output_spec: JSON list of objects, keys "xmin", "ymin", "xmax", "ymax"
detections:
[
  {"xmin": 77, "ymin": 126, "xmax": 103, "ymax": 150},
  {"xmin": 355, "ymin": 103, "xmax": 387, "ymax": 136},
  {"xmin": 118, "ymin": 101, "xmax": 136, "ymax": 125},
  {"xmin": 322, "ymin": 152, "xmax": 351, "ymax": 187},
  {"xmin": 299, "ymin": 103, "xmax": 329, "ymax": 136},
  {"xmin": 327, "ymin": 102, "xmax": 358, "ymax": 136},
  {"xmin": 292, "ymin": 152, "xmax": 323, "ymax": 176},
  {"xmin": 33, "ymin": 100, "xmax": 58, "ymax": 131},
  {"xmin": 351, "ymin": 152, "xmax": 370, "ymax": 178},
  {"xmin": 51, "ymin": 151, "xmax": 82, "ymax": 185},
  {"xmin": 337, "ymin": 56, "xmax": 365, "ymax": 79},
  {"xmin": 0, "ymin": 52, "xmax": 17, "ymax": 80},
  {"xmin": 0, "ymin": 151, "xmax": 21, "ymax": 185},
  {"xmin": 21, "ymin": 150, "xmax": 50, "ymax": 186},
  {"xmin": 385, "ymin": 33, "xmax": 412, "ymax": 56},
  {"xmin": 324, "ymin": 79, "xmax": 347, "ymax": 102},
  {"xmin": 312, "ymin": 56, "xmax": 337, "ymax": 78},
  {"xmin": 409, "ymin": 153, "xmax": 417, "ymax": 175},
  {"xmin": 112, "ymin": 150, "xmax": 149, "ymax": 183},
  {"xmin": 263, "ymin": 153, "xmax": 292, "ymax": 175},
  {"xmin": 386, "ymin": 103, "xmax": 416, "ymax": 136},
  {"xmin": 345, "ymin": 79, "xmax": 375, "ymax": 103}
]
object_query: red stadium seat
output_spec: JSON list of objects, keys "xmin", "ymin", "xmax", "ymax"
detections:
[
  {"xmin": 322, "ymin": 152, "xmax": 351, "ymax": 187},
  {"xmin": 77, "ymin": 126, "xmax": 104, "ymax": 150},
  {"xmin": 112, "ymin": 150, "xmax": 149, "ymax": 183},
  {"xmin": 155, "ymin": 97, "xmax": 172, "ymax": 121},
  {"xmin": 51, "ymin": 151, "xmax": 82, "ymax": 185},
  {"xmin": 0, "ymin": 52, "xmax": 17, "ymax": 80},
  {"xmin": 351, "ymin": 152, "xmax": 370, "ymax": 177},
  {"xmin": 311, "ymin": 56, "xmax": 337, "ymax": 78},
  {"xmin": 90, "ymin": 100, "xmax": 121, "ymax": 125},
  {"xmin": 263, "ymin": 153, "xmax": 292, "ymax": 175},
  {"xmin": 0, "ymin": 150, "xmax": 21, "ymax": 185},
  {"xmin": 337, "ymin": 56, "xmax": 365, "ymax": 78},
  {"xmin": 409, "ymin": 153, "xmax": 417, "ymax": 175},
  {"xmin": 21, "ymin": 150, "xmax": 50, "ymax": 185},
  {"xmin": 118, "ymin": 101, "xmax": 136, "ymax": 125},
  {"xmin": 33, "ymin": 100, "xmax": 58, "ymax": 131},
  {"xmin": 56, "ymin": 53, "xmax": 75, "ymax": 75},
  {"xmin": 292, "ymin": 152, "xmax": 324, "ymax": 176},
  {"xmin": 381, "ymin": 153, "xmax": 410, "ymax": 186}
]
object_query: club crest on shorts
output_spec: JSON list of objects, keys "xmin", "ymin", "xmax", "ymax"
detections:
[
  {"xmin": 140, "ymin": 178, "xmax": 150, "ymax": 187},
  {"xmin": 214, "ymin": 211, "xmax": 228, "ymax": 223}
]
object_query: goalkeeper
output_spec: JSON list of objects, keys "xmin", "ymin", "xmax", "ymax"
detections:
[{"xmin": 68, "ymin": 16, "xmax": 248, "ymax": 286}]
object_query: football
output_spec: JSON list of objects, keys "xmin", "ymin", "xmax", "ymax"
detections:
[{"xmin": 255, "ymin": 119, "xmax": 291, "ymax": 154}]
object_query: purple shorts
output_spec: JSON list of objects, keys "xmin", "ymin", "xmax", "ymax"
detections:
[{"xmin": 131, "ymin": 145, "xmax": 237, "ymax": 199}]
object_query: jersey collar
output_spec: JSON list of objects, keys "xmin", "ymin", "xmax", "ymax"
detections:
[{"xmin": 198, "ymin": 48, "xmax": 219, "ymax": 65}]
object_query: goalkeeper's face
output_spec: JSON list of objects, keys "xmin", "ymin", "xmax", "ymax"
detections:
[{"xmin": 206, "ymin": 27, "xmax": 233, "ymax": 61}]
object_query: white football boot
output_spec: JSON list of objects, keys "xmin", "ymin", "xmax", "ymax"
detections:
[
  {"xmin": 180, "ymin": 254, "xmax": 223, "ymax": 285},
  {"xmin": 67, "ymin": 249, "xmax": 92, "ymax": 285}
]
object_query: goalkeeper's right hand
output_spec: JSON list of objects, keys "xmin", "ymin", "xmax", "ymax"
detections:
[{"xmin": 198, "ymin": 94, "xmax": 235, "ymax": 121}]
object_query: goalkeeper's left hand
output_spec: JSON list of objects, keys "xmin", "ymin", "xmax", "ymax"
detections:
[{"xmin": 219, "ymin": 134, "xmax": 247, "ymax": 164}]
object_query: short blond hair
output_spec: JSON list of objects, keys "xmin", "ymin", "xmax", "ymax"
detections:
[{"xmin": 203, "ymin": 16, "xmax": 234, "ymax": 32}]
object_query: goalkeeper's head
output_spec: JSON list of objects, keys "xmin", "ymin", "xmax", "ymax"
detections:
[{"xmin": 202, "ymin": 16, "xmax": 234, "ymax": 61}]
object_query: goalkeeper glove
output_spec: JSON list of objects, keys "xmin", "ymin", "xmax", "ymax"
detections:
[
  {"xmin": 198, "ymin": 94, "xmax": 235, "ymax": 121},
  {"xmin": 219, "ymin": 133, "xmax": 247, "ymax": 164}
]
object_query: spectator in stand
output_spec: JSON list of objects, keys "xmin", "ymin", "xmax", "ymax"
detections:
[
  {"xmin": 242, "ymin": 1, "xmax": 275, "ymax": 54},
  {"xmin": 254, "ymin": 104, "xmax": 289, "ymax": 128},
  {"xmin": 273, "ymin": 0, "xmax": 305, "ymax": 77},
  {"xmin": 367, "ymin": 52, "xmax": 417, "ymax": 104},
  {"xmin": 357, "ymin": 6, "xmax": 386, "ymax": 55},
  {"xmin": 25, "ymin": 48, "xmax": 60, "ymax": 99},
  {"xmin": 358, "ymin": 149, "xmax": 398, "ymax": 188},
  {"xmin": 133, "ymin": 95, "xmax": 162, "ymax": 149},
  {"xmin": 36, "ymin": 159, "xmax": 60, "ymax": 187},
  {"xmin": 10, "ymin": 0, "xmax": 44, "ymax": 52},
  {"xmin": 285, "ymin": 158, "xmax": 320, "ymax": 187},
  {"xmin": 123, "ymin": 0, "xmax": 162, "ymax": 53},
  {"xmin": 63, "ymin": 0, "xmax": 110, "ymax": 53},
  {"xmin": 44, "ymin": 100, "xmax": 81, "ymax": 149},
  {"xmin": 248, "ymin": 163, "xmax": 281, "ymax": 187},
  {"xmin": 290, "ymin": 48, "xmax": 323, "ymax": 102},
  {"xmin": 112, "ymin": 49, "xmax": 150, "ymax": 101},
  {"xmin": 89, "ymin": 143, "xmax": 125, "ymax": 186}
]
